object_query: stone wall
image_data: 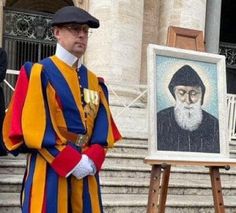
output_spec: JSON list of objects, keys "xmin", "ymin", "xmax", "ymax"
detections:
[
  {"xmin": 86, "ymin": 0, "xmax": 144, "ymax": 85},
  {"xmin": 0, "ymin": 0, "xmax": 208, "ymax": 84},
  {"xmin": 157, "ymin": 0, "xmax": 207, "ymax": 45},
  {"xmin": 140, "ymin": 0, "xmax": 207, "ymax": 84},
  {"xmin": 140, "ymin": 0, "xmax": 160, "ymax": 84}
]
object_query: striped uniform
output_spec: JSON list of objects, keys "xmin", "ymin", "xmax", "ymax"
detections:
[{"xmin": 3, "ymin": 56, "xmax": 121, "ymax": 213}]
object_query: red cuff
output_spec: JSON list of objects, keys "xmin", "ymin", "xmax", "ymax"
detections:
[
  {"xmin": 51, "ymin": 145, "xmax": 82, "ymax": 177},
  {"xmin": 83, "ymin": 144, "xmax": 105, "ymax": 171}
]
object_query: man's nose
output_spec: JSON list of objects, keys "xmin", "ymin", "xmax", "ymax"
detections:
[
  {"xmin": 78, "ymin": 30, "xmax": 87, "ymax": 38},
  {"xmin": 185, "ymin": 93, "xmax": 193, "ymax": 105}
]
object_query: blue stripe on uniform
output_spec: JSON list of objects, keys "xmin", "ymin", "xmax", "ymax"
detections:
[
  {"xmin": 90, "ymin": 103, "xmax": 109, "ymax": 146},
  {"xmin": 83, "ymin": 177, "xmax": 92, "ymax": 213},
  {"xmin": 40, "ymin": 65, "xmax": 58, "ymax": 156},
  {"xmin": 22, "ymin": 154, "xmax": 37, "ymax": 212},
  {"xmin": 78, "ymin": 65, "xmax": 88, "ymax": 88},
  {"xmin": 40, "ymin": 58, "xmax": 86, "ymax": 134},
  {"xmin": 45, "ymin": 166, "xmax": 59, "ymax": 212}
]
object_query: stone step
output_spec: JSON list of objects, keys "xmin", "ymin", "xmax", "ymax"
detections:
[
  {"xmin": 2, "ymin": 154, "xmax": 236, "ymax": 181},
  {"xmin": 2, "ymin": 192, "xmax": 236, "ymax": 213},
  {"xmin": 100, "ymin": 175, "xmax": 236, "ymax": 195},
  {"xmin": 0, "ymin": 193, "xmax": 21, "ymax": 213},
  {"xmin": 0, "ymin": 158, "xmax": 26, "ymax": 174},
  {"xmin": 105, "ymin": 152, "xmax": 146, "ymax": 167},
  {"xmin": 101, "ymin": 164, "xmax": 151, "ymax": 178},
  {"xmin": 4, "ymin": 170, "xmax": 236, "ymax": 196},
  {"xmin": 102, "ymin": 193, "xmax": 236, "ymax": 213},
  {"xmin": 111, "ymin": 106, "xmax": 148, "ymax": 139},
  {"xmin": 229, "ymin": 149, "xmax": 236, "ymax": 158},
  {"xmin": 108, "ymin": 143, "xmax": 147, "ymax": 155},
  {"xmin": 117, "ymin": 137, "xmax": 148, "ymax": 145},
  {"xmin": 0, "ymin": 174, "xmax": 23, "ymax": 193}
]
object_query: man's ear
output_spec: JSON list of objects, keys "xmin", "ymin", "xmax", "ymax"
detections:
[{"xmin": 53, "ymin": 27, "xmax": 60, "ymax": 40}]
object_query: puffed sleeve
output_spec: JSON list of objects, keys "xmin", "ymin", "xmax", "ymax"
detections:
[{"xmin": 3, "ymin": 63, "xmax": 82, "ymax": 177}]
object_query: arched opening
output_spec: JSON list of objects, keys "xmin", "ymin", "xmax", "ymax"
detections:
[
  {"xmin": 220, "ymin": 0, "xmax": 236, "ymax": 93},
  {"xmin": 3, "ymin": 0, "xmax": 74, "ymax": 70},
  {"xmin": 6, "ymin": 0, "xmax": 73, "ymax": 13},
  {"xmin": 3, "ymin": 0, "xmax": 74, "ymax": 105}
]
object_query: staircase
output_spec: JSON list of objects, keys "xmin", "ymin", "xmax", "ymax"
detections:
[
  {"xmin": 2, "ymin": 137, "xmax": 236, "ymax": 212},
  {"xmin": 1, "ymin": 106, "xmax": 236, "ymax": 212}
]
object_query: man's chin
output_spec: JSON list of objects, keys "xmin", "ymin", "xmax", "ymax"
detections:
[{"xmin": 72, "ymin": 49, "xmax": 85, "ymax": 58}]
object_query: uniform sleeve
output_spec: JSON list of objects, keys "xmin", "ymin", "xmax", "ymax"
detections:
[
  {"xmin": 83, "ymin": 79, "xmax": 122, "ymax": 171},
  {"xmin": 3, "ymin": 63, "xmax": 82, "ymax": 177}
]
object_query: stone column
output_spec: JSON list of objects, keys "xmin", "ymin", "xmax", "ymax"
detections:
[
  {"xmin": 157, "ymin": 0, "xmax": 207, "ymax": 45},
  {"xmin": 205, "ymin": 0, "xmax": 222, "ymax": 54},
  {"xmin": 72, "ymin": 0, "xmax": 89, "ymax": 10},
  {"xmin": 85, "ymin": 0, "xmax": 144, "ymax": 85},
  {"xmin": 0, "ymin": 0, "xmax": 6, "ymax": 47},
  {"xmin": 140, "ymin": 0, "xmax": 160, "ymax": 84}
]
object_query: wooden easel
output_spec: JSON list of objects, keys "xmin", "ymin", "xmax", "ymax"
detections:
[
  {"xmin": 146, "ymin": 26, "xmax": 229, "ymax": 212},
  {"xmin": 145, "ymin": 163, "xmax": 230, "ymax": 213}
]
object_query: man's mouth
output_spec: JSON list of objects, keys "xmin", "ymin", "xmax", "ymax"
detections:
[{"xmin": 184, "ymin": 106, "xmax": 192, "ymax": 110}]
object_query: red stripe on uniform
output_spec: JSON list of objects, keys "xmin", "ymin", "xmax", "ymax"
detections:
[
  {"xmin": 9, "ymin": 68, "xmax": 29, "ymax": 144},
  {"xmin": 83, "ymin": 144, "xmax": 105, "ymax": 171},
  {"xmin": 51, "ymin": 145, "xmax": 82, "ymax": 177}
]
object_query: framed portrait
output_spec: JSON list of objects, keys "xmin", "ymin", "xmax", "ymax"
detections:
[{"xmin": 146, "ymin": 44, "xmax": 233, "ymax": 165}]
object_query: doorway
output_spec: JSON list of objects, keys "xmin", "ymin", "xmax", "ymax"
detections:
[{"xmin": 220, "ymin": 0, "xmax": 236, "ymax": 94}]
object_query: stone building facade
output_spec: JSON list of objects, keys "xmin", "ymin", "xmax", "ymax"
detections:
[{"xmin": 0, "ymin": 0, "xmax": 228, "ymax": 87}]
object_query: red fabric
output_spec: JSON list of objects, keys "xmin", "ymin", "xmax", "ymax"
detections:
[
  {"xmin": 9, "ymin": 68, "xmax": 29, "ymax": 144},
  {"xmin": 111, "ymin": 116, "xmax": 122, "ymax": 141},
  {"xmin": 83, "ymin": 144, "xmax": 105, "ymax": 171},
  {"xmin": 42, "ymin": 185, "xmax": 47, "ymax": 213},
  {"xmin": 51, "ymin": 145, "xmax": 82, "ymax": 177}
]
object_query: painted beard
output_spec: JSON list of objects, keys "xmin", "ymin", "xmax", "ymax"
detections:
[{"xmin": 174, "ymin": 98, "xmax": 203, "ymax": 131}]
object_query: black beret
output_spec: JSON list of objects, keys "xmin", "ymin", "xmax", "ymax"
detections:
[
  {"xmin": 168, "ymin": 65, "xmax": 205, "ymax": 104},
  {"xmin": 51, "ymin": 6, "xmax": 99, "ymax": 28}
]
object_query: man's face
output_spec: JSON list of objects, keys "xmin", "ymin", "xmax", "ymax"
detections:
[
  {"xmin": 174, "ymin": 85, "xmax": 203, "ymax": 131},
  {"xmin": 53, "ymin": 24, "xmax": 89, "ymax": 58},
  {"xmin": 174, "ymin": 85, "xmax": 202, "ymax": 106}
]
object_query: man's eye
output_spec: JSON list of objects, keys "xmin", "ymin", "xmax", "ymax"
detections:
[
  {"xmin": 178, "ymin": 90, "xmax": 186, "ymax": 95},
  {"xmin": 190, "ymin": 91, "xmax": 198, "ymax": 96}
]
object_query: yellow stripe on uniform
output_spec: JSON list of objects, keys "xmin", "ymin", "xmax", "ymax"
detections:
[
  {"xmin": 30, "ymin": 154, "xmax": 47, "ymax": 213},
  {"xmin": 58, "ymin": 176, "xmax": 68, "ymax": 213},
  {"xmin": 39, "ymin": 148, "xmax": 54, "ymax": 164},
  {"xmin": 71, "ymin": 177, "xmax": 83, "ymax": 212},
  {"xmin": 22, "ymin": 63, "xmax": 46, "ymax": 149},
  {"xmin": 88, "ymin": 176, "xmax": 101, "ymax": 213},
  {"xmin": 46, "ymin": 84, "xmax": 67, "ymax": 144}
]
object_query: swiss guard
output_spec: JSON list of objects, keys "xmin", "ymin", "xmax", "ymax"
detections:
[{"xmin": 3, "ymin": 6, "xmax": 122, "ymax": 213}]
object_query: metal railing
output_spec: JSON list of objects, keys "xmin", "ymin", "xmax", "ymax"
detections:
[
  {"xmin": 4, "ymin": 69, "xmax": 236, "ymax": 142},
  {"xmin": 227, "ymin": 94, "xmax": 236, "ymax": 140},
  {"xmin": 3, "ymin": 70, "xmax": 148, "ymax": 117}
]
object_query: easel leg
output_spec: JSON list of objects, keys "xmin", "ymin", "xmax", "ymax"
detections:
[
  {"xmin": 158, "ymin": 165, "xmax": 171, "ymax": 213},
  {"xmin": 209, "ymin": 167, "xmax": 225, "ymax": 213},
  {"xmin": 146, "ymin": 165, "xmax": 162, "ymax": 213}
]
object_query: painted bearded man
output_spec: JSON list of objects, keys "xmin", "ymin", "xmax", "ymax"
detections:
[{"xmin": 157, "ymin": 65, "xmax": 220, "ymax": 153}]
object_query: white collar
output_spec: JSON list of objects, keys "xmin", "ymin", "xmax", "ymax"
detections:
[{"xmin": 55, "ymin": 43, "xmax": 81, "ymax": 69}]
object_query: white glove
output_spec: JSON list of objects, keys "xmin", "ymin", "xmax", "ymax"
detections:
[{"xmin": 71, "ymin": 154, "xmax": 97, "ymax": 179}]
